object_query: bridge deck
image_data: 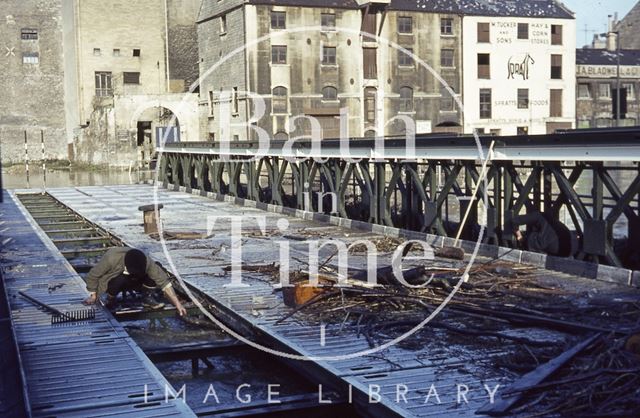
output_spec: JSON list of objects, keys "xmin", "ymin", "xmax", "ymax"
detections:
[
  {"xmin": 0, "ymin": 191, "xmax": 195, "ymax": 418},
  {"xmin": 42, "ymin": 184, "xmax": 640, "ymax": 418}
]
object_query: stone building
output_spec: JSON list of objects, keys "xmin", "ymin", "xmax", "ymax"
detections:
[
  {"xmin": 616, "ymin": 2, "xmax": 640, "ymax": 50},
  {"xmin": 2, "ymin": 0, "xmax": 200, "ymax": 165},
  {"xmin": 0, "ymin": 0, "xmax": 68, "ymax": 163},
  {"xmin": 576, "ymin": 48, "xmax": 640, "ymax": 128},
  {"xmin": 461, "ymin": 2, "xmax": 576, "ymax": 135},
  {"xmin": 66, "ymin": 0, "xmax": 200, "ymax": 165},
  {"xmin": 197, "ymin": 0, "xmax": 465, "ymax": 141}
]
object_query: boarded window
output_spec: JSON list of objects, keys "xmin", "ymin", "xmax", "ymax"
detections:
[
  {"xmin": 440, "ymin": 85, "xmax": 455, "ymax": 111},
  {"xmin": 274, "ymin": 131, "xmax": 289, "ymax": 141},
  {"xmin": 123, "ymin": 72, "xmax": 140, "ymax": 84},
  {"xmin": 362, "ymin": 9, "xmax": 376, "ymax": 37},
  {"xmin": 365, "ymin": 87, "xmax": 376, "ymax": 123},
  {"xmin": 399, "ymin": 86, "xmax": 413, "ymax": 112},
  {"xmin": 271, "ymin": 11, "xmax": 286, "ymax": 29},
  {"xmin": 363, "ymin": 48, "xmax": 377, "ymax": 79},
  {"xmin": 272, "ymin": 86, "xmax": 287, "ymax": 114},
  {"xmin": 95, "ymin": 71, "xmax": 113, "ymax": 96},
  {"xmin": 441, "ymin": 49, "xmax": 454, "ymax": 67},
  {"xmin": 322, "ymin": 47, "xmax": 336, "ymax": 65},
  {"xmin": 322, "ymin": 86, "xmax": 338, "ymax": 101},
  {"xmin": 441, "ymin": 18, "xmax": 453, "ymax": 35},
  {"xmin": 551, "ymin": 25, "xmax": 562, "ymax": 45},
  {"xmin": 398, "ymin": 16, "xmax": 412, "ymax": 34},
  {"xmin": 321, "ymin": 13, "xmax": 336, "ymax": 30},
  {"xmin": 517, "ymin": 89, "xmax": 529, "ymax": 109},
  {"xmin": 477, "ymin": 23, "xmax": 490, "ymax": 43},
  {"xmin": 578, "ymin": 83, "xmax": 591, "ymax": 98},
  {"xmin": 21, "ymin": 28, "xmax": 38, "ymax": 40},
  {"xmin": 399, "ymin": 48, "xmax": 414, "ymax": 66},
  {"xmin": 272, "ymin": 45, "xmax": 287, "ymax": 64},
  {"xmin": 477, "ymin": 53, "xmax": 490, "ymax": 79},
  {"xmin": 551, "ymin": 54, "xmax": 562, "ymax": 79},
  {"xmin": 517, "ymin": 23, "xmax": 528, "ymax": 39},
  {"xmin": 479, "ymin": 89, "xmax": 491, "ymax": 119},
  {"xmin": 550, "ymin": 89, "xmax": 562, "ymax": 117}
]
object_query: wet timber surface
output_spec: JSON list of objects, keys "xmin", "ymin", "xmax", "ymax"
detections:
[{"xmin": 3, "ymin": 184, "xmax": 640, "ymax": 417}]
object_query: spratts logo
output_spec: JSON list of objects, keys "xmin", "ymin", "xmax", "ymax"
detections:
[{"xmin": 508, "ymin": 53, "xmax": 535, "ymax": 80}]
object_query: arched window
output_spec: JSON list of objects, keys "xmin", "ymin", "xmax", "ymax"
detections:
[
  {"xmin": 272, "ymin": 86, "xmax": 288, "ymax": 114},
  {"xmin": 399, "ymin": 86, "xmax": 413, "ymax": 112},
  {"xmin": 322, "ymin": 86, "xmax": 338, "ymax": 101}
]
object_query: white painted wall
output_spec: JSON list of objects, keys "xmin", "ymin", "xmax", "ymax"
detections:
[{"xmin": 462, "ymin": 16, "xmax": 576, "ymax": 135}]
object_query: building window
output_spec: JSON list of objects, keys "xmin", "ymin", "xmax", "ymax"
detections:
[
  {"xmin": 321, "ymin": 13, "xmax": 336, "ymax": 30},
  {"xmin": 271, "ymin": 11, "xmax": 286, "ymax": 29},
  {"xmin": 93, "ymin": 48, "xmax": 101, "ymax": 56},
  {"xmin": 578, "ymin": 83, "xmax": 591, "ymax": 98},
  {"xmin": 21, "ymin": 28, "xmax": 38, "ymax": 40},
  {"xmin": 274, "ymin": 131, "xmax": 289, "ymax": 141},
  {"xmin": 477, "ymin": 22, "xmax": 490, "ymax": 43},
  {"xmin": 440, "ymin": 18, "xmax": 453, "ymax": 35},
  {"xmin": 322, "ymin": 86, "xmax": 338, "ymax": 101},
  {"xmin": 271, "ymin": 45, "xmax": 287, "ymax": 64},
  {"xmin": 208, "ymin": 91, "xmax": 215, "ymax": 116},
  {"xmin": 322, "ymin": 46, "xmax": 336, "ymax": 65},
  {"xmin": 232, "ymin": 87, "xmax": 239, "ymax": 115},
  {"xmin": 623, "ymin": 83, "xmax": 635, "ymax": 100},
  {"xmin": 362, "ymin": 8, "xmax": 376, "ymax": 36},
  {"xmin": 596, "ymin": 118, "xmax": 612, "ymax": 128},
  {"xmin": 479, "ymin": 88, "xmax": 492, "ymax": 119},
  {"xmin": 113, "ymin": 48, "xmax": 121, "ymax": 56},
  {"xmin": 398, "ymin": 16, "xmax": 413, "ymax": 34},
  {"xmin": 365, "ymin": 87, "xmax": 376, "ymax": 123},
  {"xmin": 399, "ymin": 86, "xmax": 413, "ymax": 112},
  {"xmin": 399, "ymin": 48, "xmax": 414, "ymax": 66},
  {"xmin": 599, "ymin": 83, "xmax": 611, "ymax": 99},
  {"xmin": 272, "ymin": 86, "xmax": 288, "ymax": 114},
  {"xmin": 220, "ymin": 15, "xmax": 227, "ymax": 34},
  {"xmin": 477, "ymin": 53, "xmax": 490, "ymax": 79},
  {"xmin": 123, "ymin": 72, "xmax": 140, "ymax": 84},
  {"xmin": 22, "ymin": 52, "xmax": 39, "ymax": 64},
  {"xmin": 133, "ymin": 48, "xmax": 141, "ymax": 57},
  {"xmin": 551, "ymin": 25, "xmax": 562, "ymax": 45},
  {"xmin": 440, "ymin": 85, "xmax": 455, "ymax": 111},
  {"xmin": 441, "ymin": 49, "xmax": 454, "ymax": 68},
  {"xmin": 95, "ymin": 71, "xmax": 113, "ymax": 97},
  {"xmin": 517, "ymin": 23, "xmax": 528, "ymax": 40},
  {"xmin": 550, "ymin": 89, "xmax": 562, "ymax": 117},
  {"xmin": 517, "ymin": 126, "xmax": 529, "ymax": 135},
  {"xmin": 577, "ymin": 119, "xmax": 591, "ymax": 129},
  {"xmin": 517, "ymin": 89, "xmax": 529, "ymax": 109},
  {"xmin": 363, "ymin": 48, "xmax": 377, "ymax": 79},
  {"xmin": 550, "ymin": 55, "xmax": 562, "ymax": 79}
]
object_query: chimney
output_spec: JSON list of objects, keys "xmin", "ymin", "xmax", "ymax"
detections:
[{"xmin": 607, "ymin": 32, "xmax": 618, "ymax": 51}]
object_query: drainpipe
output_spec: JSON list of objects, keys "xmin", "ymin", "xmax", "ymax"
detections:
[
  {"xmin": 164, "ymin": 0, "xmax": 171, "ymax": 92},
  {"xmin": 243, "ymin": 6, "xmax": 251, "ymax": 141}
]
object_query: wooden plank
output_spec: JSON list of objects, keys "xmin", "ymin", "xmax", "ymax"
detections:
[{"xmin": 477, "ymin": 333, "xmax": 601, "ymax": 416}]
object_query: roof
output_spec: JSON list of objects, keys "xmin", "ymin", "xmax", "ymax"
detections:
[
  {"xmin": 577, "ymin": 48, "xmax": 640, "ymax": 66},
  {"xmin": 199, "ymin": 0, "xmax": 575, "ymax": 21}
]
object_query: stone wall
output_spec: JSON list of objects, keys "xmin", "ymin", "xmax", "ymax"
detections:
[{"xmin": 0, "ymin": 0, "xmax": 68, "ymax": 163}]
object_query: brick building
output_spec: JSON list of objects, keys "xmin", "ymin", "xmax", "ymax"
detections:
[{"xmin": 576, "ymin": 48, "xmax": 640, "ymax": 128}]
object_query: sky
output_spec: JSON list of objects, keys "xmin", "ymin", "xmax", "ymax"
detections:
[{"xmin": 563, "ymin": 0, "xmax": 636, "ymax": 46}]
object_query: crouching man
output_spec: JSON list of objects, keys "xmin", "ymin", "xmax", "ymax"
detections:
[{"xmin": 82, "ymin": 247, "xmax": 187, "ymax": 316}]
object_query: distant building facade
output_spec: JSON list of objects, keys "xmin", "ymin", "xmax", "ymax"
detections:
[
  {"xmin": 0, "ymin": 0, "xmax": 67, "ymax": 163},
  {"xmin": 462, "ymin": 5, "xmax": 577, "ymax": 135},
  {"xmin": 576, "ymin": 48, "xmax": 640, "ymax": 128},
  {"xmin": 198, "ymin": 0, "xmax": 465, "ymax": 141}
]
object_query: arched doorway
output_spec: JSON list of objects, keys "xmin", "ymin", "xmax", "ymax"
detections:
[{"xmin": 135, "ymin": 106, "xmax": 180, "ymax": 168}]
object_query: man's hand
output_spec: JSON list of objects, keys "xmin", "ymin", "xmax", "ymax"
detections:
[
  {"xmin": 176, "ymin": 303, "xmax": 187, "ymax": 317},
  {"xmin": 83, "ymin": 292, "xmax": 98, "ymax": 305}
]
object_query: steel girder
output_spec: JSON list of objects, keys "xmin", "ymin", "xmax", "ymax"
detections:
[{"xmin": 159, "ymin": 152, "xmax": 640, "ymax": 269}]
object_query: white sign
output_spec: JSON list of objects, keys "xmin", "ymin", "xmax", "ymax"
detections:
[{"xmin": 577, "ymin": 65, "xmax": 640, "ymax": 79}]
